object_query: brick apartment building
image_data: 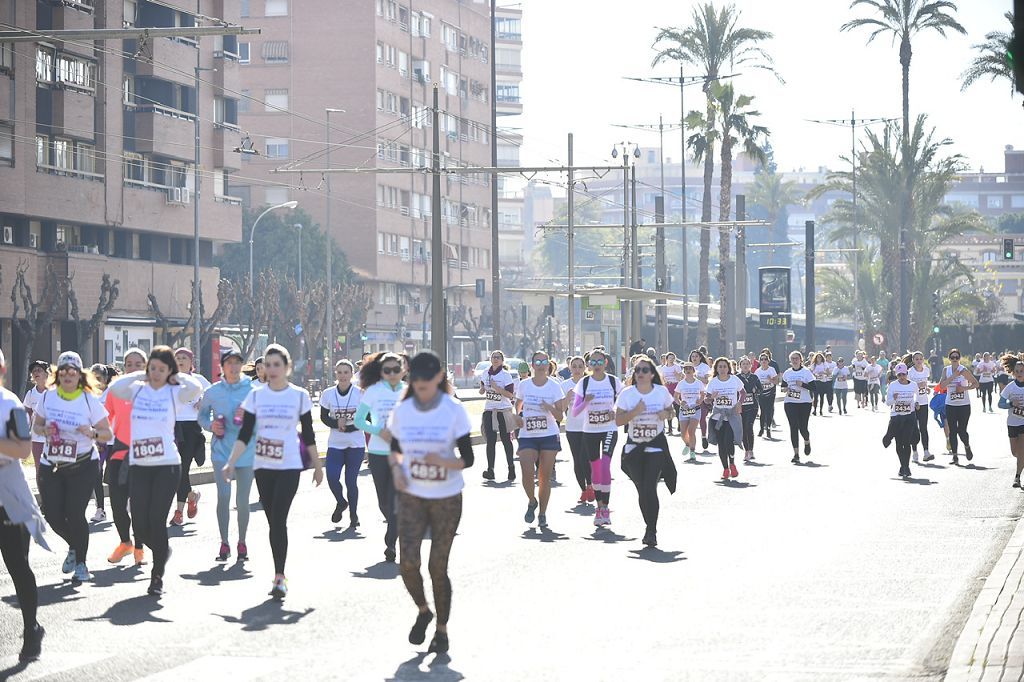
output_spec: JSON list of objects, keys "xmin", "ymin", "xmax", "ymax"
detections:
[
  {"xmin": 0, "ymin": 0, "xmax": 243, "ymax": 388},
  {"xmin": 236, "ymin": 0, "xmax": 494, "ymax": 356}
]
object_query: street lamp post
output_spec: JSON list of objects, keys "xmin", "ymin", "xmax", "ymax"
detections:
[
  {"xmin": 249, "ymin": 200, "xmax": 299, "ymax": 297},
  {"xmin": 325, "ymin": 108, "xmax": 344, "ymax": 376}
]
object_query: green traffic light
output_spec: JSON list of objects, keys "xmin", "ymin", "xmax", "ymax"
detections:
[{"xmin": 932, "ymin": 326, "xmax": 940, "ymax": 334}]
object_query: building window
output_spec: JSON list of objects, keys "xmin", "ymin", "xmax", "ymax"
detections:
[
  {"xmin": 495, "ymin": 48, "xmax": 520, "ymax": 70},
  {"xmin": 496, "ymin": 16, "xmax": 521, "ymax": 40},
  {"xmin": 265, "ymin": 0, "xmax": 288, "ymax": 17},
  {"xmin": 0, "ymin": 123, "xmax": 12, "ymax": 164},
  {"xmin": 0, "ymin": 43, "xmax": 13, "ymax": 73},
  {"xmin": 398, "ymin": 50, "xmax": 408, "ymax": 77},
  {"xmin": 1011, "ymin": 195, "xmax": 1024, "ymax": 209},
  {"xmin": 982, "ymin": 251, "xmax": 998, "ymax": 263},
  {"xmin": 55, "ymin": 53, "xmax": 97, "ymax": 91},
  {"xmin": 264, "ymin": 186, "xmax": 289, "ymax": 205},
  {"xmin": 213, "ymin": 168, "xmax": 227, "ymax": 197},
  {"xmin": 264, "ymin": 89, "xmax": 288, "ymax": 111},
  {"xmin": 386, "ymin": 44, "xmax": 397, "ymax": 68},
  {"xmin": 496, "ymin": 84, "xmax": 519, "ymax": 103},
  {"xmin": 379, "ymin": 282, "xmax": 398, "ymax": 305},
  {"xmin": 124, "ymin": 153, "xmax": 144, "ymax": 181},
  {"xmin": 412, "ymin": 59, "xmax": 429, "ymax": 83},
  {"xmin": 442, "ymin": 23, "xmax": 459, "ymax": 52},
  {"xmin": 36, "ymin": 46, "xmax": 54, "ymax": 83},
  {"xmin": 241, "ymin": 0, "xmax": 250, "ymax": 17},
  {"xmin": 74, "ymin": 143, "xmax": 95, "ymax": 174},
  {"xmin": 987, "ymin": 195, "xmax": 1004, "ymax": 209},
  {"xmin": 262, "ymin": 40, "xmax": 289, "ymax": 63},
  {"xmin": 52, "ymin": 138, "xmax": 70, "ymax": 170},
  {"xmin": 36, "ymin": 136, "xmax": 47, "ymax": 165},
  {"xmin": 123, "ymin": 0, "xmax": 137, "ymax": 26},
  {"xmin": 265, "ymin": 137, "xmax": 288, "ymax": 158},
  {"xmin": 398, "ymin": 5, "xmax": 409, "ymax": 30},
  {"xmin": 376, "ymin": 41, "xmax": 384, "ymax": 63},
  {"xmin": 238, "ymin": 42, "xmax": 250, "ymax": 63},
  {"xmin": 376, "ymin": 0, "xmax": 384, "ymax": 16}
]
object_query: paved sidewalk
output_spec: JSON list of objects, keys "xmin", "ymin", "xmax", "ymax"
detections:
[{"xmin": 948, "ymin": 507, "xmax": 1024, "ymax": 681}]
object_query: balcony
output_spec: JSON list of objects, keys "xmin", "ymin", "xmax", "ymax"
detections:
[
  {"xmin": 14, "ymin": 165, "xmax": 106, "ymax": 224},
  {"xmin": 129, "ymin": 104, "xmax": 195, "ymax": 161},
  {"xmin": 131, "ymin": 38, "xmax": 198, "ymax": 87},
  {"xmin": 213, "ymin": 123, "xmax": 241, "ymax": 171}
]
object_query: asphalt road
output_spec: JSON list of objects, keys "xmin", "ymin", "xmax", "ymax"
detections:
[{"xmin": 1, "ymin": 402, "xmax": 1021, "ymax": 681}]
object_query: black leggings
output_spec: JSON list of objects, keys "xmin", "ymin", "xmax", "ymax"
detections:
[
  {"xmin": 565, "ymin": 430, "xmax": 590, "ymax": 491},
  {"xmin": 130, "ymin": 464, "xmax": 180, "ymax": 577},
  {"xmin": 482, "ymin": 410, "xmax": 514, "ymax": 473},
  {"xmin": 946, "ymin": 403, "xmax": 972, "ymax": 455},
  {"xmin": 822, "ymin": 382, "xmax": 834, "ymax": 408},
  {"xmin": 93, "ymin": 445, "xmax": 108, "ymax": 510},
  {"xmin": 980, "ymin": 383, "xmax": 994, "ymax": 409},
  {"xmin": 757, "ymin": 391, "xmax": 776, "ymax": 433},
  {"xmin": 175, "ymin": 421, "xmax": 206, "ymax": 503},
  {"xmin": 622, "ymin": 438, "xmax": 667, "ymax": 534},
  {"xmin": 104, "ymin": 458, "xmax": 140, "ymax": 548},
  {"xmin": 741, "ymin": 405, "xmax": 758, "ymax": 451},
  {"xmin": 368, "ymin": 454, "xmax": 398, "ymax": 552},
  {"xmin": 915, "ymin": 404, "xmax": 930, "ymax": 451},
  {"xmin": 38, "ymin": 461, "xmax": 95, "ymax": 563},
  {"xmin": 717, "ymin": 420, "xmax": 736, "ymax": 468},
  {"xmin": 784, "ymin": 402, "xmax": 812, "ymax": 449},
  {"xmin": 254, "ymin": 468, "xmax": 300, "ymax": 575},
  {"xmin": 398, "ymin": 492, "xmax": 462, "ymax": 626},
  {"xmin": 869, "ymin": 385, "xmax": 880, "ymax": 408},
  {"xmin": 0, "ymin": 509, "xmax": 38, "ymax": 632}
]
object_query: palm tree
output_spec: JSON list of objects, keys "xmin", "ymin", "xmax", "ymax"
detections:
[
  {"xmin": 960, "ymin": 11, "xmax": 1015, "ymax": 95},
  {"xmin": 713, "ymin": 83, "xmax": 769, "ymax": 347},
  {"xmin": 749, "ymin": 167, "xmax": 803, "ymax": 268},
  {"xmin": 653, "ymin": 1, "xmax": 779, "ymax": 350},
  {"xmin": 841, "ymin": 0, "xmax": 966, "ymax": 348}
]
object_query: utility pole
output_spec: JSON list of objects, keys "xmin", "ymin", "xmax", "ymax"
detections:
[
  {"xmin": 431, "ymin": 85, "xmax": 446, "ymax": 365},
  {"xmin": 806, "ymin": 220, "xmax": 816, "ymax": 351},
  {"xmin": 735, "ymin": 195, "xmax": 747, "ymax": 354},
  {"xmin": 621, "ymin": 146, "xmax": 630, "ymax": 360},
  {"xmin": 489, "ymin": 0, "xmax": 501, "ymax": 353},
  {"xmin": 192, "ymin": 49, "xmax": 201, "ymax": 370},
  {"xmin": 567, "ymin": 133, "xmax": 576, "ymax": 355},
  {"xmin": 630, "ymin": 163, "xmax": 640, "ymax": 342},
  {"xmin": 325, "ymin": 107, "xmax": 344, "ymax": 373}
]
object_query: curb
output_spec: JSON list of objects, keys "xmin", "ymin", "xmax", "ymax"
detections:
[{"xmin": 946, "ymin": 513, "xmax": 1024, "ymax": 681}]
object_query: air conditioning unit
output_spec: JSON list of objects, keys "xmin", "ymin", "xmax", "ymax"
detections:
[
  {"xmin": 167, "ymin": 187, "xmax": 182, "ymax": 204},
  {"xmin": 2, "ymin": 226, "xmax": 12, "ymax": 245},
  {"xmin": 180, "ymin": 188, "xmax": 191, "ymax": 204}
]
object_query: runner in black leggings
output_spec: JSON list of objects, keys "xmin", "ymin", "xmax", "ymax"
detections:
[
  {"xmin": 0, "ymin": 348, "xmax": 46, "ymax": 662},
  {"xmin": 939, "ymin": 348, "xmax": 978, "ymax": 466},
  {"xmin": 782, "ymin": 351, "xmax": 815, "ymax": 464},
  {"xmin": 737, "ymin": 357, "xmax": 762, "ymax": 462}
]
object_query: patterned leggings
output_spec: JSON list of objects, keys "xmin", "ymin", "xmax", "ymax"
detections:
[
  {"xmin": 583, "ymin": 431, "xmax": 618, "ymax": 505},
  {"xmin": 398, "ymin": 492, "xmax": 462, "ymax": 626}
]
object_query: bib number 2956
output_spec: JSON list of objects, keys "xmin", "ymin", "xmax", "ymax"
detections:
[{"xmin": 588, "ymin": 410, "xmax": 611, "ymax": 426}]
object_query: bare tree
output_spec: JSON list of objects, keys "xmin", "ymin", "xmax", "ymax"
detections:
[
  {"xmin": 11, "ymin": 260, "xmax": 64, "ymax": 379},
  {"xmin": 333, "ymin": 282, "xmax": 373, "ymax": 358},
  {"xmin": 147, "ymin": 292, "xmax": 188, "ymax": 348},
  {"xmin": 65, "ymin": 272, "xmax": 120, "ymax": 356},
  {"xmin": 450, "ymin": 304, "xmax": 489, "ymax": 360},
  {"xmin": 193, "ymin": 278, "xmax": 235, "ymax": 356},
  {"xmin": 229, "ymin": 271, "xmax": 282, "ymax": 358}
]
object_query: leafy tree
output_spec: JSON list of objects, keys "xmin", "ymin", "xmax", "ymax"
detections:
[
  {"xmin": 960, "ymin": 11, "xmax": 1015, "ymax": 96},
  {"xmin": 996, "ymin": 212, "xmax": 1024, "ymax": 234},
  {"xmin": 653, "ymin": 1, "xmax": 780, "ymax": 347}
]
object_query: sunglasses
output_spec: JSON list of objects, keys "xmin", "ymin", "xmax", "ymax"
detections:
[
  {"xmin": 533, "ymin": 359, "xmax": 549, "ymax": 365},
  {"xmin": 589, "ymin": 359, "xmax": 606, "ymax": 366},
  {"xmin": 634, "ymin": 366, "xmax": 653, "ymax": 375},
  {"xmin": 950, "ymin": 355, "xmax": 961, "ymax": 360},
  {"xmin": 381, "ymin": 366, "xmax": 403, "ymax": 375}
]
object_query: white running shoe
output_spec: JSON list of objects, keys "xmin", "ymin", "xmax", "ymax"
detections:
[
  {"xmin": 91, "ymin": 508, "xmax": 106, "ymax": 523},
  {"xmin": 912, "ymin": 452, "xmax": 919, "ymax": 464}
]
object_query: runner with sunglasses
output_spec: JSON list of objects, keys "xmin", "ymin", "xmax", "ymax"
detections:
[
  {"xmin": 572, "ymin": 349, "xmax": 620, "ymax": 526},
  {"xmin": 615, "ymin": 355, "xmax": 675, "ymax": 547},
  {"xmin": 939, "ymin": 348, "xmax": 979, "ymax": 466},
  {"xmin": 355, "ymin": 352, "xmax": 406, "ymax": 563},
  {"xmin": 782, "ymin": 351, "xmax": 814, "ymax": 464},
  {"xmin": 754, "ymin": 354, "xmax": 779, "ymax": 437},
  {"xmin": 907, "ymin": 352, "xmax": 934, "ymax": 463},
  {"xmin": 319, "ymin": 359, "xmax": 364, "ymax": 528},
  {"xmin": 514, "ymin": 351, "xmax": 565, "ymax": 528}
]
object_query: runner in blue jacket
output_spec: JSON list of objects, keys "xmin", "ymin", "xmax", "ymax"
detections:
[{"xmin": 197, "ymin": 348, "xmax": 256, "ymax": 563}]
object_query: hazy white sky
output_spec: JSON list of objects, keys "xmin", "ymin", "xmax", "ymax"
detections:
[{"xmin": 516, "ymin": 0, "xmax": 1020, "ymax": 175}]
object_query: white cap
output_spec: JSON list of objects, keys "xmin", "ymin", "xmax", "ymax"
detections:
[{"xmin": 57, "ymin": 351, "xmax": 83, "ymax": 371}]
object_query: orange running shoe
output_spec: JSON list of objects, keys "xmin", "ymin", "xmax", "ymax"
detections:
[
  {"xmin": 133, "ymin": 547, "xmax": 145, "ymax": 566},
  {"xmin": 186, "ymin": 491, "xmax": 201, "ymax": 519},
  {"xmin": 107, "ymin": 543, "xmax": 132, "ymax": 564}
]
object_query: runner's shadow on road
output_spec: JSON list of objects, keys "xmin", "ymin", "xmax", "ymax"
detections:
[
  {"xmin": 79, "ymin": 595, "xmax": 171, "ymax": 626},
  {"xmin": 89, "ymin": 566, "xmax": 146, "ymax": 588},
  {"xmin": 901, "ymin": 476, "xmax": 938, "ymax": 486},
  {"xmin": 167, "ymin": 526, "xmax": 198, "ymax": 539},
  {"xmin": 963, "ymin": 464, "xmax": 994, "ymax": 471},
  {"xmin": 315, "ymin": 526, "xmax": 364, "ymax": 543},
  {"xmin": 521, "ymin": 527, "xmax": 568, "ymax": 543},
  {"xmin": 628, "ymin": 547, "xmax": 686, "ymax": 564},
  {"xmin": 745, "ymin": 461, "xmax": 772, "ymax": 467},
  {"xmin": 565, "ymin": 503, "xmax": 595, "ymax": 517},
  {"xmin": 90, "ymin": 520, "xmax": 114, "ymax": 533},
  {"xmin": 387, "ymin": 652, "xmax": 465, "ymax": 681},
  {"xmin": 3, "ymin": 581, "xmax": 84, "ymax": 608},
  {"xmin": 351, "ymin": 561, "xmax": 401, "ymax": 580},
  {"xmin": 214, "ymin": 600, "xmax": 314, "ymax": 632},
  {"xmin": 248, "ymin": 501, "xmax": 264, "ymax": 512},
  {"xmin": 180, "ymin": 562, "xmax": 253, "ymax": 587},
  {"xmin": 481, "ymin": 480, "xmax": 516, "ymax": 489},
  {"xmin": 584, "ymin": 529, "xmax": 636, "ymax": 545},
  {"xmin": 0, "ymin": 660, "xmax": 31, "ymax": 679},
  {"xmin": 798, "ymin": 462, "xmax": 829, "ymax": 469},
  {"xmin": 714, "ymin": 480, "xmax": 757, "ymax": 489},
  {"xmin": 918, "ymin": 463, "xmax": 947, "ymax": 469},
  {"xmin": 682, "ymin": 458, "xmax": 709, "ymax": 466}
]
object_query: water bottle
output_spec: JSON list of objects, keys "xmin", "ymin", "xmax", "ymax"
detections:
[
  {"xmin": 232, "ymin": 407, "xmax": 244, "ymax": 426},
  {"xmin": 215, "ymin": 414, "xmax": 227, "ymax": 438}
]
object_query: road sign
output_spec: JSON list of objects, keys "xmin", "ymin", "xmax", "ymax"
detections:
[
  {"xmin": 584, "ymin": 309, "xmax": 596, "ymax": 321},
  {"xmin": 873, "ymin": 332, "xmax": 885, "ymax": 346},
  {"xmin": 760, "ymin": 311, "xmax": 792, "ymax": 330}
]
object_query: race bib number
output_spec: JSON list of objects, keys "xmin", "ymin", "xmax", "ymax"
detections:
[
  {"xmin": 854, "ymin": 371, "xmax": 864, "ymax": 380},
  {"xmin": 917, "ymin": 384, "xmax": 929, "ymax": 396},
  {"xmin": 982, "ymin": 374, "xmax": 992, "ymax": 382},
  {"xmin": 409, "ymin": 459, "xmax": 448, "ymax": 482},
  {"xmin": 132, "ymin": 437, "xmax": 165, "ymax": 460},
  {"xmin": 255, "ymin": 437, "xmax": 285, "ymax": 461},
  {"xmin": 334, "ymin": 408, "xmax": 355, "ymax": 428},
  {"xmin": 630, "ymin": 422, "xmax": 659, "ymax": 442},
  {"xmin": 894, "ymin": 402, "xmax": 913, "ymax": 415},
  {"xmin": 949, "ymin": 391, "xmax": 965, "ymax": 402},
  {"xmin": 49, "ymin": 440, "xmax": 77, "ymax": 463},
  {"xmin": 815, "ymin": 374, "xmax": 825, "ymax": 382},
  {"xmin": 714, "ymin": 396, "xmax": 732, "ymax": 408},
  {"xmin": 1012, "ymin": 405, "xmax": 1024, "ymax": 418},
  {"xmin": 679, "ymin": 405, "xmax": 696, "ymax": 417},
  {"xmin": 485, "ymin": 391, "xmax": 502, "ymax": 402},
  {"xmin": 524, "ymin": 416, "xmax": 548, "ymax": 433},
  {"xmin": 587, "ymin": 410, "xmax": 612, "ymax": 426},
  {"xmin": 787, "ymin": 388, "xmax": 802, "ymax": 400},
  {"xmin": 743, "ymin": 395, "xmax": 754, "ymax": 406}
]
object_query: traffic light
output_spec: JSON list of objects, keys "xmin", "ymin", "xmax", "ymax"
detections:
[
  {"xmin": 932, "ymin": 290, "xmax": 940, "ymax": 312},
  {"xmin": 1005, "ymin": 238, "xmax": 1016, "ymax": 261}
]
